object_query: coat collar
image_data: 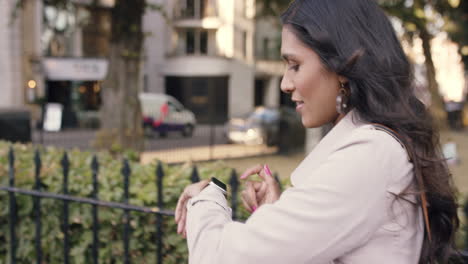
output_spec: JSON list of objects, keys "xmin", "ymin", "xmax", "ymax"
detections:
[{"xmin": 290, "ymin": 110, "xmax": 368, "ymax": 186}]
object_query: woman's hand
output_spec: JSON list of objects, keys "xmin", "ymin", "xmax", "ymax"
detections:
[
  {"xmin": 175, "ymin": 180, "xmax": 210, "ymax": 237},
  {"xmin": 240, "ymin": 164, "xmax": 281, "ymax": 213}
]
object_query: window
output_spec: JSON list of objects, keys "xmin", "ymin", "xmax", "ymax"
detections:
[
  {"xmin": 179, "ymin": 0, "xmax": 216, "ymax": 19},
  {"xmin": 240, "ymin": 0, "xmax": 247, "ymax": 17},
  {"xmin": 200, "ymin": 30, "xmax": 208, "ymax": 54},
  {"xmin": 257, "ymin": 36, "xmax": 281, "ymax": 60},
  {"xmin": 242, "ymin": 31, "xmax": 248, "ymax": 58},
  {"xmin": 200, "ymin": 0, "xmax": 205, "ymax": 17},
  {"xmin": 234, "ymin": 29, "xmax": 248, "ymax": 58},
  {"xmin": 186, "ymin": 29, "xmax": 195, "ymax": 54},
  {"xmin": 185, "ymin": 0, "xmax": 195, "ymax": 17},
  {"xmin": 181, "ymin": 29, "xmax": 210, "ymax": 55},
  {"xmin": 168, "ymin": 100, "xmax": 183, "ymax": 112},
  {"xmin": 143, "ymin": 74, "xmax": 149, "ymax": 92},
  {"xmin": 263, "ymin": 38, "xmax": 269, "ymax": 60}
]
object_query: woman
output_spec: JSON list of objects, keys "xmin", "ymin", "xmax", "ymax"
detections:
[{"xmin": 175, "ymin": 0, "xmax": 459, "ymax": 263}]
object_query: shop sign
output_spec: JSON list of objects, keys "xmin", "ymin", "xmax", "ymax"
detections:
[
  {"xmin": 43, "ymin": 103, "xmax": 63, "ymax": 132},
  {"xmin": 43, "ymin": 58, "xmax": 109, "ymax": 81},
  {"xmin": 70, "ymin": 0, "xmax": 115, "ymax": 7}
]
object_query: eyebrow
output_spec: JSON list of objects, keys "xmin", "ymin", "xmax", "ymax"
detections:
[{"xmin": 281, "ymin": 53, "xmax": 298, "ymax": 62}]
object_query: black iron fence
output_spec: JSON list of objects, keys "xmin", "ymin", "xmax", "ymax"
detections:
[
  {"xmin": 3, "ymin": 146, "xmax": 468, "ymax": 263},
  {"xmin": 1, "ymin": 147, "xmax": 276, "ymax": 263}
]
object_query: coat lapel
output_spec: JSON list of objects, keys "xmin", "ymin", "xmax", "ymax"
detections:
[{"xmin": 290, "ymin": 111, "xmax": 366, "ymax": 186}]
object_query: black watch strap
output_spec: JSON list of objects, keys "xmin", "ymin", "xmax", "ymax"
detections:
[{"xmin": 209, "ymin": 177, "xmax": 227, "ymax": 195}]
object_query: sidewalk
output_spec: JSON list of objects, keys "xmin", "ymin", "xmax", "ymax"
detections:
[{"xmin": 140, "ymin": 143, "xmax": 279, "ymax": 164}]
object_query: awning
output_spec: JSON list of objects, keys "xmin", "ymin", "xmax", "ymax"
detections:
[{"xmin": 42, "ymin": 58, "xmax": 109, "ymax": 81}]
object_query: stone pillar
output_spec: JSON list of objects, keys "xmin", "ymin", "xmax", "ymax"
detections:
[
  {"xmin": 265, "ymin": 76, "xmax": 280, "ymax": 108},
  {"xmin": 0, "ymin": 0, "xmax": 23, "ymax": 108},
  {"xmin": 305, "ymin": 127, "xmax": 322, "ymax": 153}
]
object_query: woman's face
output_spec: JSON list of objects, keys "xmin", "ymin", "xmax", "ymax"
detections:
[{"xmin": 280, "ymin": 26, "xmax": 345, "ymax": 128}]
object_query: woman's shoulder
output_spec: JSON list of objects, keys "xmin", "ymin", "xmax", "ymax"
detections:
[
  {"xmin": 292, "ymin": 123, "xmax": 412, "ymax": 186},
  {"xmin": 343, "ymin": 124, "xmax": 410, "ymax": 157},
  {"xmin": 344, "ymin": 124, "xmax": 415, "ymax": 187},
  {"xmin": 330, "ymin": 123, "xmax": 413, "ymax": 176}
]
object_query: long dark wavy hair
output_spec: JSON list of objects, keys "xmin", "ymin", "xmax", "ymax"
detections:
[{"xmin": 281, "ymin": 0, "xmax": 459, "ymax": 263}]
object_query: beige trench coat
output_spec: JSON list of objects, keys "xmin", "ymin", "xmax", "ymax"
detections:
[{"xmin": 186, "ymin": 111, "xmax": 424, "ymax": 264}]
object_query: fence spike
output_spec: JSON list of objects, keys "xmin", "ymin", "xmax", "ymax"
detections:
[
  {"xmin": 122, "ymin": 159, "xmax": 131, "ymax": 187},
  {"xmin": 33, "ymin": 149, "xmax": 43, "ymax": 264},
  {"xmin": 191, "ymin": 166, "xmax": 200, "ymax": 183},
  {"xmin": 156, "ymin": 162, "xmax": 164, "ymax": 182},
  {"xmin": 61, "ymin": 152, "xmax": 70, "ymax": 264},
  {"xmin": 91, "ymin": 155, "xmax": 99, "ymax": 264},
  {"xmin": 34, "ymin": 149, "xmax": 41, "ymax": 179},
  {"xmin": 8, "ymin": 146, "xmax": 15, "ymax": 187},
  {"xmin": 229, "ymin": 169, "xmax": 239, "ymax": 187},
  {"xmin": 9, "ymin": 146, "xmax": 14, "ymax": 170},
  {"xmin": 156, "ymin": 162, "xmax": 164, "ymax": 264},
  {"xmin": 122, "ymin": 159, "xmax": 131, "ymax": 264},
  {"xmin": 61, "ymin": 152, "xmax": 69, "ymax": 170},
  {"xmin": 229, "ymin": 169, "xmax": 239, "ymax": 220},
  {"xmin": 91, "ymin": 155, "xmax": 99, "ymax": 175},
  {"xmin": 8, "ymin": 146, "xmax": 17, "ymax": 264}
]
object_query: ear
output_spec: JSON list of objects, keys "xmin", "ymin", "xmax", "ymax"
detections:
[{"xmin": 338, "ymin": 75, "xmax": 348, "ymax": 84}]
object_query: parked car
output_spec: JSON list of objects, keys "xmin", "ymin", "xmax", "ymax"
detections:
[
  {"xmin": 139, "ymin": 93, "xmax": 196, "ymax": 137},
  {"xmin": 225, "ymin": 106, "xmax": 305, "ymax": 149}
]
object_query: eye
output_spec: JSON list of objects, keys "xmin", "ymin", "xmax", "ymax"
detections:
[{"xmin": 289, "ymin": 64, "xmax": 300, "ymax": 71}]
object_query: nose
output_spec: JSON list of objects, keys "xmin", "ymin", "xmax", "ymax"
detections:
[{"xmin": 280, "ymin": 74, "xmax": 294, "ymax": 94}]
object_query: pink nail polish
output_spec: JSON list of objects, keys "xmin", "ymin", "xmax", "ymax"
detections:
[
  {"xmin": 252, "ymin": 206, "xmax": 257, "ymax": 212},
  {"xmin": 264, "ymin": 164, "xmax": 272, "ymax": 176}
]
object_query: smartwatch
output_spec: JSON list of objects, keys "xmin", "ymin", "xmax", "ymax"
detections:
[{"xmin": 209, "ymin": 177, "xmax": 227, "ymax": 196}]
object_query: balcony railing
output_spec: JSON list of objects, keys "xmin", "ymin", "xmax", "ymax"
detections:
[{"xmin": 173, "ymin": 0, "xmax": 218, "ymax": 20}]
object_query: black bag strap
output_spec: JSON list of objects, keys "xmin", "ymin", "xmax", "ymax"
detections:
[{"xmin": 372, "ymin": 123, "xmax": 432, "ymax": 242}]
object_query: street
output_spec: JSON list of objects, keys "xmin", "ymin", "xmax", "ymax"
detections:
[{"xmin": 32, "ymin": 124, "xmax": 230, "ymax": 151}]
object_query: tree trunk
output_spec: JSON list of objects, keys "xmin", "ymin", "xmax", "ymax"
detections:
[
  {"xmin": 419, "ymin": 27, "xmax": 446, "ymax": 125},
  {"xmin": 95, "ymin": 44, "xmax": 144, "ymax": 152},
  {"xmin": 93, "ymin": 0, "xmax": 145, "ymax": 152}
]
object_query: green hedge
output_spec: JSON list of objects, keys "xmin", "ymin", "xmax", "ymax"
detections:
[
  {"xmin": 7, "ymin": 141, "xmax": 464, "ymax": 262},
  {"xmin": 0, "ymin": 141, "xmax": 257, "ymax": 263}
]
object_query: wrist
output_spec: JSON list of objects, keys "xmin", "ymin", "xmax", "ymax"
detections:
[{"xmin": 208, "ymin": 177, "xmax": 227, "ymax": 197}]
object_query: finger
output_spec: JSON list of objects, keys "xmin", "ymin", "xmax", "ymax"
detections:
[
  {"xmin": 256, "ymin": 181, "xmax": 268, "ymax": 201},
  {"xmin": 177, "ymin": 206, "xmax": 187, "ymax": 234},
  {"xmin": 241, "ymin": 190, "xmax": 257, "ymax": 212},
  {"xmin": 241, "ymin": 195, "xmax": 253, "ymax": 212},
  {"xmin": 175, "ymin": 192, "xmax": 187, "ymax": 222},
  {"xmin": 242, "ymin": 181, "xmax": 258, "ymax": 209},
  {"xmin": 177, "ymin": 213, "xmax": 185, "ymax": 234},
  {"xmin": 253, "ymin": 181, "xmax": 264, "ymax": 192},
  {"xmin": 257, "ymin": 164, "xmax": 276, "ymax": 184},
  {"xmin": 240, "ymin": 164, "xmax": 264, "ymax": 179}
]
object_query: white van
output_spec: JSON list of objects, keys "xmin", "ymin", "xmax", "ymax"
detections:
[{"xmin": 139, "ymin": 93, "xmax": 196, "ymax": 137}]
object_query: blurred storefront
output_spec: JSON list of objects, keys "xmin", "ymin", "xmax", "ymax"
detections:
[{"xmin": 42, "ymin": 58, "xmax": 108, "ymax": 128}]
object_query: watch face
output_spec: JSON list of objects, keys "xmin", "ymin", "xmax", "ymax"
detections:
[{"xmin": 211, "ymin": 177, "xmax": 227, "ymax": 192}]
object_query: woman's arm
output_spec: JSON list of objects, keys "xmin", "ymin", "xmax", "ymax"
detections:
[{"xmin": 186, "ymin": 129, "xmax": 407, "ymax": 264}]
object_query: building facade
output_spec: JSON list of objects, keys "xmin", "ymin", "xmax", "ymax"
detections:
[
  {"xmin": 0, "ymin": 0, "xmax": 40, "ymax": 109},
  {"xmin": 1, "ymin": 0, "xmax": 286, "ymax": 126},
  {"xmin": 144, "ymin": 0, "xmax": 285, "ymax": 124}
]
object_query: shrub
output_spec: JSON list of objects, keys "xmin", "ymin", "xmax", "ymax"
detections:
[{"xmin": 0, "ymin": 141, "xmax": 261, "ymax": 263}]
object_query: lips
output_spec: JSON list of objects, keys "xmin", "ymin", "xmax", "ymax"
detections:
[{"xmin": 293, "ymin": 100, "xmax": 304, "ymax": 112}]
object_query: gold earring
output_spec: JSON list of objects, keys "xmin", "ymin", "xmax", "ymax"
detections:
[{"xmin": 336, "ymin": 83, "xmax": 349, "ymax": 114}]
